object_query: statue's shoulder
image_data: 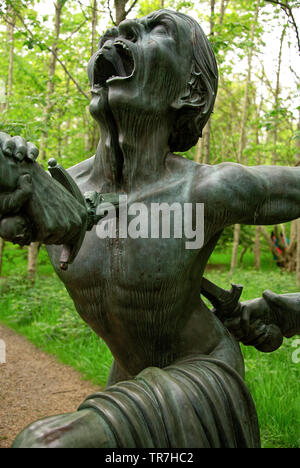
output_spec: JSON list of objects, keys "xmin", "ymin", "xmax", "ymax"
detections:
[
  {"xmin": 166, "ymin": 152, "xmax": 215, "ymax": 181},
  {"xmin": 166, "ymin": 155, "xmax": 241, "ymax": 204},
  {"xmin": 166, "ymin": 152, "xmax": 202, "ymax": 171}
]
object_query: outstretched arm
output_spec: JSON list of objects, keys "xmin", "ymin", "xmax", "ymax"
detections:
[{"xmin": 197, "ymin": 163, "xmax": 300, "ymax": 227}]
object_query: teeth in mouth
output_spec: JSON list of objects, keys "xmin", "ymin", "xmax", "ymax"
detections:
[
  {"xmin": 115, "ymin": 41, "xmax": 129, "ymax": 51},
  {"xmin": 92, "ymin": 41, "xmax": 134, "ymax": 89}
]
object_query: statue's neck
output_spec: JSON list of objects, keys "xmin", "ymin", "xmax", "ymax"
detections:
[{"xmin": 92, "ymin": 106, "xmax": 172, "ymax": 192}]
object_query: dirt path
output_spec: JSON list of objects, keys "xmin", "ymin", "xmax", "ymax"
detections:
[{"xmin": 0, "ymin": 324, "xmax": 101, "ymax": 448}]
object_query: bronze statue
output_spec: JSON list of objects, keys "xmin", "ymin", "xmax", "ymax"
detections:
[{"xmin": 0, "ymin": 10, "xmax": 299, "ymax": 448}]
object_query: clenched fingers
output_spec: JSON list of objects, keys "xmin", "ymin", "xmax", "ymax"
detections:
[{"xmin": 0, "ymin": 132, "xmax": 39, "ymax": 162}]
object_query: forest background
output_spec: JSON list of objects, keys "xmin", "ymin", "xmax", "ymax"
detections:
[{"xmin": 0, "ymin": 0, "xmax": 299, "ymax": 448}]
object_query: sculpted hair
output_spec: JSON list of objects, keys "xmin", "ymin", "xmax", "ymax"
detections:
[{"xmin": 164, "ymin": 11, "xmax": 219, "ymax": 153}]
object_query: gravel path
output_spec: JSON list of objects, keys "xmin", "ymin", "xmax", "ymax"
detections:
[{"xmin": 0, "ymin": 324, "xmax": 101, "ymax": 448}]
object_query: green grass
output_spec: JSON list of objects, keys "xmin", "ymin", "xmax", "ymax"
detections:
[
  {"xmin": 208, "ymin": 248, "xmax": 278, "ymax": 272},
  {"xmin": 0, "ymin": 243, "xmax": 299, "ymax": 447}
]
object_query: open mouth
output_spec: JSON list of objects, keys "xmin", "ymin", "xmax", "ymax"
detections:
[{"xmin": 92, "ymin": 41, "xmax": 135, "ymax": 90}]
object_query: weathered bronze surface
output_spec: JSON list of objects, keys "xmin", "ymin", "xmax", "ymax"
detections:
[{"xmin": 0, "ymin": 10, "xmax": 299, "ymax": 448}]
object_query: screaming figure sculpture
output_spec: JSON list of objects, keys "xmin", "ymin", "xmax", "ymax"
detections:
[{"xmin": 0, "ymin": 10, "xmax": 300, "ymax": 448}]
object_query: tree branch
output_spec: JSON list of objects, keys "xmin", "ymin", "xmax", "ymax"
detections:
[
  {"xmin": 74, "ymin": 0, "xmax": 106, "ymax": 16},
  {"xmin": 9, "ymin": 10, "xmax": 90, "ymax": 101},
  {"xmin": 290, "ymin": 65, "xmax": 300, "ymax": 82},
  {"xmin": 126, "ymin": 0, "xmax": 139, "ymax": 17},
  {"xmin": 264, "ymin": 0, "xmax": 300, "ymax": 54},
  {"xmin": 107, "ymin": 0, "xmax": 116, "ymax": 25},
  {"xmin": 49, "ymin": 47, "xmax": 90, "ymax": 100},
  {"xmin": 65, "ymin": 18, "xmax": 88, "ymax": 41}
]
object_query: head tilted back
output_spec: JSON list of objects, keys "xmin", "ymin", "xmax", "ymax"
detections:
[{"xmin": 94, "ymin": 10, "xmax": 218, "ymax": 153}]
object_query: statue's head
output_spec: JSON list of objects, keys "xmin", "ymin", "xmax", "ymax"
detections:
[{"xmin": 88, "ymin": 9, "xmax": 218, "ymax": 152}]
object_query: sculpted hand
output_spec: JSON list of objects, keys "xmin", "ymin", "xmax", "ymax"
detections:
[
  {"xmin": 260, "ymin": 290, "xmax": 300, "ymax": 338},
  {"xmin": 0, "ymin": 132, "xmax": 87, "ymax": 247},
  {"xmin": 0, "ymin": 133, "xmax": 39, "ymax": 243},
  {"xmin": 223, "ymin": 291, "xmax": 300, "ymax": 353},
  {"xmin": 0, "ymin": 132, "xmax": 38, "ymax": 210},
  {"xmin": 0, "ymin": 132, "xmax": 38, "ymax": 164}
]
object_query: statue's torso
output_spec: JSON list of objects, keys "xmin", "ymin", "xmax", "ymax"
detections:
[{"xmin": 48, "ymin": 155, "xmax": 243, "ymax": 376}]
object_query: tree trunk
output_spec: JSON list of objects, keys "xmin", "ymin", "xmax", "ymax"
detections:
[
  {"xmin": 209, "ymin": 0, "xmax": 216, "ymax": 35},
  {"xmin": 237, "ymin": 2, "xmax": 260, "ymax": 164},
  {"xmin": 290, "ymin": 219, "xmax": 297, "ymax": 247},
  {"xmin": 39, "ymin": 0, "xmax": 65, "ymax": 160},
  {"xmin": 195, "ymin": 138, "xmax": 203, "ymax": 163},
  {"xmin": 91, "ymin": 0, "xmax": 98, "ymax": 56},
  {"xmin": 114, "ymin": 0, "xmax": 127, "ymax": 25},
  {"xmin": 89, "ymin": 0, "xmax": 100, "ymax": 151},
  {"xmin": 230, "ymin": 1, "xmax": 260, "ymax": 274},
  {"xmin": 83, "ymin": 0, "xmax": 99, "ymax": 154},
  {"xmin": 201, "ymin": 0, "xmax": 216, "ymax": 165},
  {"xmin": 198, "ymin": 0, "xmax": 228, "ymax": 165},
  {"xmin": 202, "ymin": 120, "xmax": 211, "ymax": 164},
  {"xmin": 84, "ymin": 105, "xmax": 92, "ymax": 152},
  {"xmin": 63, "ymin": 77, "xmax": 71, "ymax": 150},
  {"xmin": 27, "ymin": 242, "xmax": 40, "ymax": 285},
  {"xmin": 272, "ymin": 25, "xmax": 286, "ymax": 165},
  {"xmin": 230, "ymin": 223, "xmax": 241, "ymax": 275},
  {"xmin": 219, "ymin": 0, "xmax": 229, "ymax": 26},
  {"xmin": 253, "ymin": 98, "xmax": 262, "ymax": 270},
  {"xmin": 239, "ymin": 246, "xmax": 247, "ymax": 266},
  {"xmin": 6, "ymin": 5, "xmax": 15, "ymax": 110}
]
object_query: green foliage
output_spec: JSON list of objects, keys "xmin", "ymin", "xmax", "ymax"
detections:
[
  {"xmin": 0, "ymin": 0, "xmax": 93, "ymax": 167},
  {"xmin": 0, "ymin": 0, "xmax": 298, "ymax": 169}
]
